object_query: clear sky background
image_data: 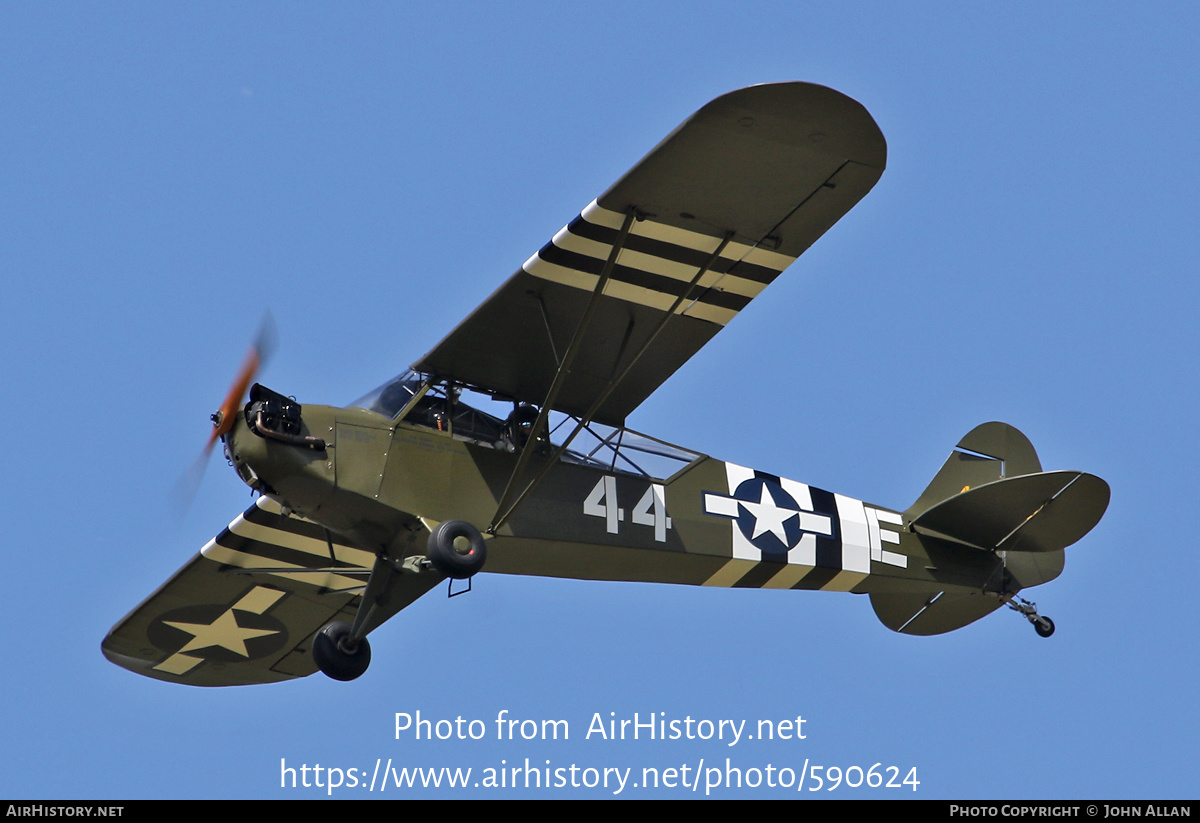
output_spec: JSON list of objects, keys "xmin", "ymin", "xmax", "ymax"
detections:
[{"xmin": 3, "ymin": 3, "xmax": 1197, "ymax": 799}]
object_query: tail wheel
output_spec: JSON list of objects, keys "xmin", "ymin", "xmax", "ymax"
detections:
[
  {"xmin": 1033, "ymin": 616, "xmax": 1055, "ymax": 638},
  {"xmin": 312, "ymin": 621, "xmax": 371, "ymax": 681},
  {"xmin": 1005, "ymin": 595, "xmax": 1056, "ymax": 639},
  {"xmin": 427, "ymin": 520, "xmax": 487, "ymax": 579}
]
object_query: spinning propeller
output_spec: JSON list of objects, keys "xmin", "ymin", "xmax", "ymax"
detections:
[
  {"xmin": 172, "ymin": 314, "xmax": 277, "ymax": 521},
  {"xmin": 206, "ymin": 317, "xmax": 277, "ymax": 452}
]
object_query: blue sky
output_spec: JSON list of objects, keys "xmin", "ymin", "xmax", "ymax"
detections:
[{"xmin": 3, "ymin": 3, "xmax": 1197, "ymax": 799}]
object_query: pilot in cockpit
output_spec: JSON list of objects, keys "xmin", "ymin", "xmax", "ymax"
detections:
[{"xmin": 505, "ymin": 403, "xmax": 541, "ymax": 451}]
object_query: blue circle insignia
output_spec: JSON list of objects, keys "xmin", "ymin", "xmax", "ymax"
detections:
[{"xmin": 731, "ymin": 477, "xmax": 804, "ymax": 558}]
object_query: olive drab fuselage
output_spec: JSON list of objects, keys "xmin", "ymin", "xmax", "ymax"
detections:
[{"xmin": 224, "ymin": 392, "xmax": 1043, "ymax": 602}]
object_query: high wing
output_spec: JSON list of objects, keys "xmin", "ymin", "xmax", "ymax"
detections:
[
  {"xmin": 414, "ymin": 82, "xmax": 886, "ymax": 426},
  {"xmin": 102, "ymin": 497, "xmax": 438, "ymax": 686}
]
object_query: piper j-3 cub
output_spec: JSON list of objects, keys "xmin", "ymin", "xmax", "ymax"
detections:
[{"xmin": 103, "ymin": 82, "xmax": 1110, "ymax": 686}]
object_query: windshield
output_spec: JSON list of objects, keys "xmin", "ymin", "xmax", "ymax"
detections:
[{"xmin": 351, "ymin": 370, "xmax": 425, "ymax": 419}]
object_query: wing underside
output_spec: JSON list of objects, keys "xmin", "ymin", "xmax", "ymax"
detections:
[
  {"xmin": 102, "ymin": 497, "xmax": 437, "ymax": 686},
  {"xmin": 415, "ymin": 82, "xmax": 886, "ymax": 425}
]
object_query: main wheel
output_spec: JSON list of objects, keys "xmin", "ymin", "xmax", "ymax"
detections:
[
  {"xmin": 427, "ymin": 520, "xmax": 487, "ymax": 579},
  {"xmin": 1033, "ymin": 616, "xmax": 1055, "ymax": 638},
  {"xmin": 312, "ymin": 621, "xmax": 371, "ymax": 681}
]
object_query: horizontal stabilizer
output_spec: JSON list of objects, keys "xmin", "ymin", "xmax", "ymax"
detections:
[
  {"xmin": 910, "ymin": 470, "xmax": 1110, "ymax": 553},
  {"xmin": 870, "ymin": 589, "xmax": 1003, "ymax": 635}
]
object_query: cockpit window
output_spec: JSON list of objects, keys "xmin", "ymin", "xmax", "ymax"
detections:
[
  {"xmin": 552, "ymin": 419, "xmax": 700, "ymax": 480},
  {"xmin": 350, "ymin": 371, "xmax": 701, "ymax": 480},
  {"xmin": 350, "ymin": 371, "xmax": 509, "ymax": 446}
]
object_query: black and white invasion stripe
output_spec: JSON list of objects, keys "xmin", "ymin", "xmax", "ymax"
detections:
[
  {"xmin": 523, "ymin": 201, "xmax": 797, "ymax": 326},
  {"xmin": 200, "ymin": 497, "xmax": 372, "ymax": 593}
]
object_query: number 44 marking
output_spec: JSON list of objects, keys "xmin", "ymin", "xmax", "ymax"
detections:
[{"xmin": 584, "ymin": 476, "xmax": 672, "ymax": 542}]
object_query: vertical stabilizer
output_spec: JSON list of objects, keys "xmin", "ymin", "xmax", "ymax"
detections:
[{"xmin": 905, "ymin": 422, "xmax": 1042, "ymax": 521}]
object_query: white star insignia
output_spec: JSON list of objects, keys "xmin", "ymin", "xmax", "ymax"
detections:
[
  {"xmin": 739, "ymin": 484, "xmax": 800, "ymax": 543},
  {"xmin": 163, "ymin": 608, "xmax": 280, "ymax": 658}
]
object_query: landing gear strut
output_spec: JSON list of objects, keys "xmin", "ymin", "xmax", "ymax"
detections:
[
  {"xmin": 311, "ymin": 520, "xmax": 486, "ymax": 682},
  {"xmin": 1005, "ymin": 595, "xmax": 1055, "ymax": 638},
  {"xmin": 309, "ymin": 520, "xmax": 488, "ymax": 681}
]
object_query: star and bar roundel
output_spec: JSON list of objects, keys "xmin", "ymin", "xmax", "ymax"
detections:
[
  {"xmin": 702, "ymin": 462, "xmax": 907, "ymax": 576},
  {"xmin": 704, "ymin": 466, "xmax": 835, "ymax": 563},
  {"xmin": 147, "ymin": 585, "xmax": 290, "ymax": 676}
]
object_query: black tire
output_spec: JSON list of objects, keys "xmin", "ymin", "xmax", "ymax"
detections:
[
  {"xmin": 312, "ymin": 621, "xmax": 371, "ymax": 681},
  {"xmin": 427, "ymin": 520, "xmax": 487, "ymax": 579},
  {"xmin": 1034, "ymin": 616, "xmax": 1055, "ymax": 638}
]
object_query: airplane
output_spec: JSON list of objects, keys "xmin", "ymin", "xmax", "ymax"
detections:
[{"xmin": 103, "ymin": 82, "xmax": 1110, "ymax": 686}]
